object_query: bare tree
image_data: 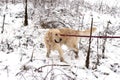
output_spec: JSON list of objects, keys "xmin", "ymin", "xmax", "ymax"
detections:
[
  {"xmin": 85, "ymin": 17, "xmax": 93, "ymax": 68},
  {"xmin": 102, "ymin": 21, "xmax": 111, "ymax": 58},
  {"xmin": 24, "ymin": 0, "xmax": 28, "ymax": 26},
  {"xmin": 1, "ymin": 0, "xmax": 8, "ymax": 33}
]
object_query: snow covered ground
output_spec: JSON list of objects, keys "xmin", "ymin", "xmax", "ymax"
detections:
[{"xmin": 0, "ymin": 1, "xmax": 120, "ymax": 80}]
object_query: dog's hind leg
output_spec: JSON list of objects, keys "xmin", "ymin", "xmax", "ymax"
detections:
[
  {"xmin": 73, "ymin": 44, "xmax": 79, "ymax": 59},
  {"xmin": 74, "ymin": 50, "xmax": 79, "ymax": 58}
]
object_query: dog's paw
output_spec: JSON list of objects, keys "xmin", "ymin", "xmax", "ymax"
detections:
[
  {"xmin": 60, "ymin": 57, "xmax": 65, "ymax": 62},
  {"xmin": 75, "ymin": 55, "xmax": 79, "ymax": 59},
  {"xmin": 46, "ymin": 54, "xmax": 49, "ymax": 58}
]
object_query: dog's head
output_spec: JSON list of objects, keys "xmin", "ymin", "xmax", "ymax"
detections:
[{"xmin": 49, "ymin": 29, "xmax": 62, "ymax": 43}]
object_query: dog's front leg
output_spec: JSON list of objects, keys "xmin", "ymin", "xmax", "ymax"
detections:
[
  {"xmin": 56, "ymin": 46, "xmax": 64, "ymax": 62},
  {"xmin": 46, "ymin": 48, "xmax": 51, "ymax": 58}
]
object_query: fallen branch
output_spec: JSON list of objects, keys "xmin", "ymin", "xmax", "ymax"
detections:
[{"xmin": 35, "ymin": 64, "xmax": 70, "ymax": 72}]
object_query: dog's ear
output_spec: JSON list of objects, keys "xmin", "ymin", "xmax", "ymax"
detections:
[{"xmin": 48, "ymin": 31, "xmax": 52, "ymax": 37}]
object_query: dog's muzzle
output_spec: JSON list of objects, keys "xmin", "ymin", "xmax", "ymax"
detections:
[{"xmin": 54, "ymin": 38, "xmax": 62, "ymax": 43}]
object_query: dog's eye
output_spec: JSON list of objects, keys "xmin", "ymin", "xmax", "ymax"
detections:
[{"xmin": 55, "ymin": 34, "xmax": 58, "ymax": 36}]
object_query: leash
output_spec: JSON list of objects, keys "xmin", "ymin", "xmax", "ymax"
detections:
[{"xmin": 60, "ymin": 34, "xmax": 120, "ymax": 38}]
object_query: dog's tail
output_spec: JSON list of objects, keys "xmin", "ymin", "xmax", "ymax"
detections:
[{"xmin": 79, "ymin": 27, "xmax": 96, "ymax": 35}]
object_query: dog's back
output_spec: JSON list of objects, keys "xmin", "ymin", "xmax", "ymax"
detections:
[
  {"xmin": 79, "ymin": 27, "xmax": 96, "ymax": 35},
  {"xmin": 59, "ymin": 28, "xmax": 80, "ymax": 48}
]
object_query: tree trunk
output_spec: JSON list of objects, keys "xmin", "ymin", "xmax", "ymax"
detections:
[
  {"xmin": 85, "ymin": 17, "xmax": 93, "ymax": 68},
  {"xmin": 1, "ymin": 14, "xmax": 5, "ymax": 33},
  {"xmin": 24, "ymin": 0, "xmax": 28, "ymax": 26}
]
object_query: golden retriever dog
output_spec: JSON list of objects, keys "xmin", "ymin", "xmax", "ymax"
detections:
[{"xmin": 44, "ymin": 27, "xmax": 96, "ymax": 62}]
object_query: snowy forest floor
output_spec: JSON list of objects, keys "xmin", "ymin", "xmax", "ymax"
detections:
[{"xmin": 0, "ymin": 2, "xmax": 120, "ymax": 80}]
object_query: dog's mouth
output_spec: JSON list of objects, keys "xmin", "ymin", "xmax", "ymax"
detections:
[{"xmin": 54, "ymin": 38, "xmax": 62, "ymax": 43}]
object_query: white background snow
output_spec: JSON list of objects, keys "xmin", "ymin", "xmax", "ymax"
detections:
[{"xmin": 0, "ymin": 0, "xmax": 120, "ymax": 80}]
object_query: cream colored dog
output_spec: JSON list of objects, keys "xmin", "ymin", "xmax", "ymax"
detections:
[{"xmin": 44, "ymin": 27, "xmax": 96, "ymax": 62}]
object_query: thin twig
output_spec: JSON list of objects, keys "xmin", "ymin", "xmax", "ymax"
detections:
[{"xmin": 30, "ymin": 44, "xmax": 35, "ymax": 62}]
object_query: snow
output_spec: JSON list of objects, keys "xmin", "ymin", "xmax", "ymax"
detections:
[
  {"xmin": 0, "ymin": 0, "xmax": 120, "ymax": 80},
  {"xmin": 84, "ymin": 0, "xmax": 120, "ymax": 7}
]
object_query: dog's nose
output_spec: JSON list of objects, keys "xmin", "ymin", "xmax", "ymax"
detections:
[{"xmin": 60, "ymin": 38, "xmax": 62, "ymax": 41}]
